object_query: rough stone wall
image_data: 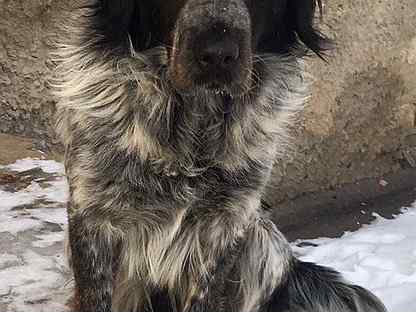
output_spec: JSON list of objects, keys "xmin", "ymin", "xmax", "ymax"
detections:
[
  {"xmin": 266, "ymin": 0, "xmax": 416, "ymax": 203},
  {"xmin": 0, "ymin": 0, "xmax": 66, "ymax": 148},
  {"xmin": 0, "ymin": 1, "xmax": 415, "ymax": 202}
]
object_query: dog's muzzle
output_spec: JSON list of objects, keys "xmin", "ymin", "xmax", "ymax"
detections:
[{"xmin": 168, "ymin": 0, "xmax": 252, "ymax": 93}]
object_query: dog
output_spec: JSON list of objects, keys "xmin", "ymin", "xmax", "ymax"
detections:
[{"xmin": 52, "ymin": 1, "xmax": 387, "ymax": 311}]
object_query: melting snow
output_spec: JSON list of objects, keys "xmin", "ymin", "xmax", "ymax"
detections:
[{"xmin": 0, "ymin": 158, "xmax": 70, "ymax": 312}]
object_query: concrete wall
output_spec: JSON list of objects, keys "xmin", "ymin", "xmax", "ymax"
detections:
[
  {"xmin": 0, "ymin": 0, "xmax": 66, "ymax": 148},
  {"xmin": 266, "ymin": 0, "xmax": 416, "ymax": 204},
  {"xmin": 1, "ymin": 0, "xmax": 415, "ymax": 203}
]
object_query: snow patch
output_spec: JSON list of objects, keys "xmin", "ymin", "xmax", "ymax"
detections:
[
  {"xmin": 0, "ymin": 159, "xmax": 70, "ymax": 311},
  {"xmin": 0, "ymin": 251, "xmax": 69, "ymax": 312},
  {"xmin": 33, "ymin": 232, "xmax": 66, "ymax": 248},
  {"xmin": 295, "ymin": 204, "xmax": 416, "ymax": 312},
  {"xmin": 1, "ymin": 158, "xmax": 65, "ymax": 174}
]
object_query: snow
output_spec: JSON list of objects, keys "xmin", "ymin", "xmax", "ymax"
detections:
[
  {"xmin": 0, "ymin": 158, "xmax": 70, "ymax": 312},
  {"xmin": 33, "ymin": 232, "xmax": 66, "ymax": 248},
  {"xmin": 294, "ymin": 206, "xmax": 416, "ymax": 312},
  {"xmin": 0, "ymin": 158, "xmax": 415, "ymax": 312},
  {"xmin": 1, "ymin": 159, "xmax": 65, "ymax": 175},
  {"xmin": 0, "ymin": 251, "xmax": 69, "ymax": 312}
]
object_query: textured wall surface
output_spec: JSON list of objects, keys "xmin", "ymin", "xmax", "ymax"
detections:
[
  {"xmin": 266, "ymin": 0, "xmax": 416, "ymax": 203},
  {"xmin": 0, "ymin": 1, "xmax": 415, "ymax": 203},
  {"xmin": 0, "ymin": 0, "xmax": 66, "ymax": 147}
]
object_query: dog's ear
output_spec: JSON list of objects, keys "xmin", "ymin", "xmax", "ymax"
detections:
[
  {"xmin": 95, "ymin": 0, "xmax": 153, "ymax": 51},
  {"xmin": 289, "ymin": 0, "xmax": 332, "ymax": 57}
]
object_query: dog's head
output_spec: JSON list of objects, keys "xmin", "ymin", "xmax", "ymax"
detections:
[{"xmin": 87, "ymin": 0, "xmax": 330, "ymax": 96}]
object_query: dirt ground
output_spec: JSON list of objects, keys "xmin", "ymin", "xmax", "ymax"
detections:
[{"xmin": 0, "ymin": 134, "xmax": 45, "ymax": 166}]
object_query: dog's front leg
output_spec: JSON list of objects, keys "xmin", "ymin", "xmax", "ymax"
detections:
[
  {"xmin": 184, "ymin": 236, "xmax": 242, "ymax": 312},
  {"xmin": 69, "ymin": 213, "xmax": 121, "ymax": 312}
]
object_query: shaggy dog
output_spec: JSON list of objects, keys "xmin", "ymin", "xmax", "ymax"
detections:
[{"xmin": 52, "ymin": 1, "xmax": 387, "ymax": 311}]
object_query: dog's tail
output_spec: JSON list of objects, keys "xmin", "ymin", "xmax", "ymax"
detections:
[{"xmin": 264, "ymin": 260, "xmax": 387, "ymax": 312}]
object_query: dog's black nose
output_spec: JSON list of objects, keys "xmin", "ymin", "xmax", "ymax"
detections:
[
  {"xmin": 168, "ymin": 0, "xmax": 252, "ymax": 91},
  {"xmin": 197, "ymin": 40, "xmax": 240, "ymax": 69}
]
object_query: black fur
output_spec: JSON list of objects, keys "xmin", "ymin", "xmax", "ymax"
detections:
[
  {"xmin": 264, "ymin": 261, "xmax": 387, "ymax": 312},
  {"xmin": 82, "ymin": 0, "xmax": 331, "ymax": 55}
]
